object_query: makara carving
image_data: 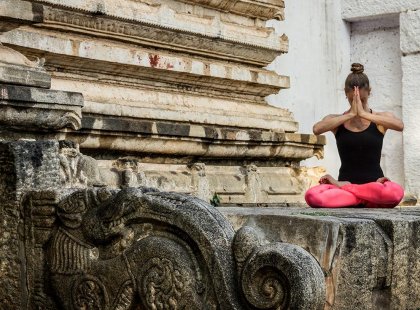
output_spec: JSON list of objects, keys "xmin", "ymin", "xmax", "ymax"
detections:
[{"xmin": 23, "ymin": 187, "xmax": 326, "ymax": 309}]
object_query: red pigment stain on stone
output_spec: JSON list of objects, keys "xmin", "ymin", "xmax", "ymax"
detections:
[
  {"xmin": 149, "ymin": 54, "xmax": 160, "ymax": 68},
  {"xmin": 166, "ymin": 63, "xmax": 174, "ymax": 69}
]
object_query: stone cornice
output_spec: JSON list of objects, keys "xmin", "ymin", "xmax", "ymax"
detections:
[
  {"xmin": 176, "ymin": 0, "xmax": 285, "ymax": 20},
  {"xmin": 2, "ymin": 29, "xmax": 289, "ymax": 97},
  {"xmin": 73, "ymin": 114, "xmax": 325, "ymax": 161},
  {"xmin": 2, "ymin": 0, "xmax": 288, "ymax": 66},
  {"xmin": 0, "ymin": 84, "xmax": 83, "ymax": 131},
  {"xmin": 41, "ymin": 6, "xmax": 286, "ymax": 66}
]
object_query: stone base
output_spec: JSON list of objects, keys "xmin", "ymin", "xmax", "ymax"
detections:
[{"xmin": 220, "ymin": 206, "xmax": 420, "ymax": 309}]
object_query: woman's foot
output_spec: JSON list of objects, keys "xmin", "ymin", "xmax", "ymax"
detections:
[
  {"xmin": 319, "ymin": 174, "xmax": 338, "ymax": 186},
  {"xmin": 319, "ymin": 174, "xmax": 350, "ymax": 187}
]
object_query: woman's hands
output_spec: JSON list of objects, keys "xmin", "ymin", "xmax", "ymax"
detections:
[
  {"xmin": 353, "ymin": 86, "xmax": 368, "ymax": 117},
  {"xmin": 349, "ymin": 86, "xmax": 368, "ymax": 117}
]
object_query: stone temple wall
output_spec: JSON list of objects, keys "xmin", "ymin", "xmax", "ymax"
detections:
[{"xmin": 0, "ymin": 0, "xmax": 325, "ymax": 206}]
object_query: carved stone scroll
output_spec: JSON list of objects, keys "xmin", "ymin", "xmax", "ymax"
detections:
[{"xmin": 23, "ymin": 187, "xmax": 326, "ymax": 309}]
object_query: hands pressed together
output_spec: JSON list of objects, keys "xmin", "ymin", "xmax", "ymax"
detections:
[{"xmin": 348, "ymin": 86, "xmax": 368, "ymax": 118}]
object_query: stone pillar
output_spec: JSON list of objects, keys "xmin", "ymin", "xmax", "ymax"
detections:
[
  {"xmin": 0, "ymin": 141, "xmax": 60, "ymax": 308},
  {"xmin": 401, "ymin": 9, "xmax": 420, "ymax": 199}
]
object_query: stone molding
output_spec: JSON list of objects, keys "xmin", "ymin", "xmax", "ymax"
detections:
[
  {"xmin": 4, "ymin": 41, "xmax": 289, "ymax": 98},
  {"xmin": 176, "ymin": 0, "xmax": 285, "ymax": 20},
  {"xmin": 68, "ymin": 115, "xmax": 325, "ymax": 161},
  {"xmin": 0, "ymin": 84, "xmax": 83, "ymax": 131},
  {"xmin": 2, "ymin": 1, "xmax": 287, "ymax": 66},
  {"xmin": 0, "ymin": 44, "xmax": 51, "ymax": 88}
]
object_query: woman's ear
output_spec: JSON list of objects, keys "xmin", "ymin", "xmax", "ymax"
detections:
[{"xmin": 369, "ymin": 87, "xmax": 372, "ymax": 96}]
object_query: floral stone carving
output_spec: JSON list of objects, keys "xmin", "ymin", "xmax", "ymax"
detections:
[{"xmin": 23, "ymin": 187, "xmax": 325, "ymax": 309}]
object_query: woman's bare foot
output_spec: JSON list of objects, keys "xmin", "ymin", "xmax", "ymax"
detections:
[
  {"xmin": 319, "ymin": 174, "xmax": 351, "ymax": 187},
  {"xmin": 319, "ymin": 174, "xmax": 338, "ymax": 185}
]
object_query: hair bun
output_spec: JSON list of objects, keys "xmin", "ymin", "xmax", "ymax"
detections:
[{"xmin": 351, "ymin": 63, "xmax": 364, "ymax": 74}]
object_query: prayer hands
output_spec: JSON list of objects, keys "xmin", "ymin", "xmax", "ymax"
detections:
[{"xmin": 350, "ymin": 86, "xmax": 365, "ymax": 117}]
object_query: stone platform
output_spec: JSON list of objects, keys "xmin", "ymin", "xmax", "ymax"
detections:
[{"xmin": 220, "ymin": 206, "xmax": 420, "ymax": 310}]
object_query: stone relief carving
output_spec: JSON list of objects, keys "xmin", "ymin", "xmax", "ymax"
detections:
[
  {"xmin": 113, "ymin": 158, "xmax": 140, "ymax": 187},
  {"xmin": 0, "ymin": 43, "xmax": 45, "ymax": 68},
  {"xmin": 59, "ymin": 141, "xmax": 104, "ymax": 187},
  {"xmin": 23, "ymin": 186, "xmax": 326, "ymax": 309}
]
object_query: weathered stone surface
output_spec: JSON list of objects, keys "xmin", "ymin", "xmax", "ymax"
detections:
[
  {"xmin": 1, "ymin": 0, "xmax": 287, "ymax": 66},
  {"xmin": 0, "ymin": 141, "xmax": 60, "ymax": 308},
  {"xmin": 0, "ymin": 83, "xmax": 83, "ymax": 131},
  {"xmin": 220, "ymin": 207, "xmax": 420, "ymax": 309},
  {"xmin": 342, "ymin": 0, "xmax": 420, "ymax": 21},
  {"xmin": 0, "ymin": 45, "xmax": 51, "ymax": 88},
  {"xmin": 402, "ymin": 54, "xmax": 420, "ymax": 198},
  {"xmin": 178, "ymin": 0, "xmax": 285, "ymax": 20},
  {"xmin": 22, "ymin": 186, "xmax": 325, "ymax": 309},
  {"xmin": 0, "ymin": 140, "xmax": 326, "ymax": 309},
  {"xmin": 400, "ymin": 9, "xmax": 420, "ymax": 55}
]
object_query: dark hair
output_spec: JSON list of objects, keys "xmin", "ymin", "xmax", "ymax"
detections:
[{"xmin": 345, "ymin": 63, "xmax": 370, "ymax": 91}]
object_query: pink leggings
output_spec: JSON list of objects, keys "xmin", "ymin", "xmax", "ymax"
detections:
[{"xmin": 305, "ymin": 181, "xmax": 404, "ymax": 208}]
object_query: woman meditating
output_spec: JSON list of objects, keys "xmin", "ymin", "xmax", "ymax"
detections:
[{"xmin": 305, "ymin": 63, "xmax": 404, "ymax": 208}]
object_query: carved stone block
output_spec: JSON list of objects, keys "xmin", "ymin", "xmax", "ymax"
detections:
[
  {"xmin": 0, "ymin": 84, "xmax": 83, "ymax": 131},
  {"xmin": 22, "ymin": 187, "xmax": 326, "ymax": 309}
]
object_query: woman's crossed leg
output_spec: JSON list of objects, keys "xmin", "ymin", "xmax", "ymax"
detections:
[{"xmin": 305, "ymin": 180, "xmax": 404, "ymax": 208}]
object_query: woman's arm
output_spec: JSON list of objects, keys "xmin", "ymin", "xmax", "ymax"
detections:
[
  {"xmin": 354, "ymin": 87, "xmax": 404, "ymax": 132},
  {"xmin": 313, "ymin": 90, "xmax": 358, "ymax": 135},
  {"xmin": 359, "ymin": 111, "xmax": 404, "ymax": 132},
  {"xmin": 313, "ymin": 113, "xmax": 355, "ymax": 135}
]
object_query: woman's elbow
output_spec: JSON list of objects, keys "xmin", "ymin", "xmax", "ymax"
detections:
[{"xmin": 313, "ymin": 125, "xmax": 320, "ymax": 135}]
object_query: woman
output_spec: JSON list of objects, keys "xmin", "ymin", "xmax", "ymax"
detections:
[{"xmin": 305, "ymin": 63, "xmax": 404, "ymax": 208}]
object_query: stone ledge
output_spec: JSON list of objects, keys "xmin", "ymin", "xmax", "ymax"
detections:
[
  {"xmin": 1, "ymin": 0, "xmax": 287, "ymax": 66},
  {"xmin": 0, "ymin": 84, "xmax": 83, "ymax": 130},
  {"xmin": 220, "ymin": 207, "xmax": 420, "ymax": 309},
  {"xmin": 401, "ymin": 9, "xmax": 420, "ymax": 55},
  {"xmin": 177, "ymin": 0, "xmax": 285, "ymax": 20},
  {"xmin": 342, "ymin": 0, "xmax": 420, "ymax": 21},
  {"xmin": 0, "ymin": 62, "xmax": 51, "ymax": 88},
  {"xmin": 1, "ymin": 35, "xmax": 289, "ymax": 97}
]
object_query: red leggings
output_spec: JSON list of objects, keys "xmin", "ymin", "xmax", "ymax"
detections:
[{"xmin": 305, "ymin": 181, "xmax": 404, "ymax": 208}]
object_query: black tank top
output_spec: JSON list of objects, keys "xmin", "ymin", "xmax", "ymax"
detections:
[{"xmin": 335, "ymin": 122, "xmax": 384, "ymax": 184}]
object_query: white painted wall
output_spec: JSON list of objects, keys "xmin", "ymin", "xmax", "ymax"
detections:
[
  {"xmin": 266, "ymin": 0, "xmax": 420, "ymax": 199},
  {"xmin": 266, "ymin": 0, "xmax": 351, "ymax": 179}
]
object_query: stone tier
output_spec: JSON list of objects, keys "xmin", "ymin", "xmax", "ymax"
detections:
[
  {"xmin": 178, "ymin": 0, "xmax": 285, "ymax": 20},
  {"xmin": 221, "ymin": 207, "xmax": 420, "ymax": 310},
  {"xmin": 1, "ymin": 0, "xmax": 287, "ymax": 66},
  {"xmin": 0, "ymin": 83, "xmax": 83, "ymax": 131},
  {"xmin": 1, "ymin": 41, "xmax": 294, "ymax": 132}
]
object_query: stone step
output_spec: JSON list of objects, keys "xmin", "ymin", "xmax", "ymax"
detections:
[{"xmin": 219, "ymin": 206, "xmax": 420, "ymax": 309}]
